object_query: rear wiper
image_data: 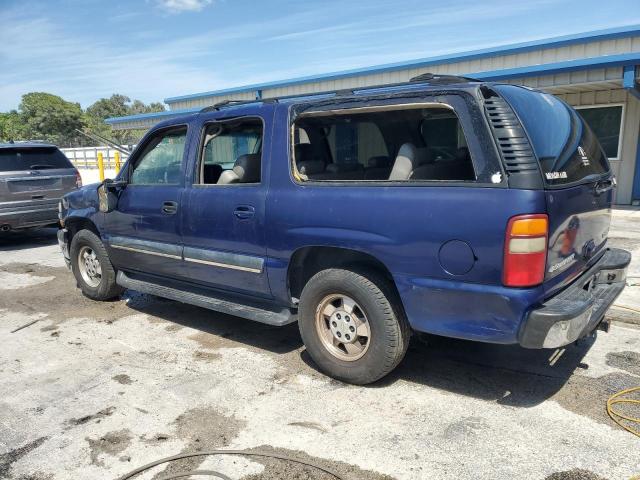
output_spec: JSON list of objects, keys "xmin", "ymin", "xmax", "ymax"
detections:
[{"xmin": 29, "ymin": 164, "xmax": 56, "ymax": 170}]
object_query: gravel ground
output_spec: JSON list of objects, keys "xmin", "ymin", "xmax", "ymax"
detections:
[{"xmin": 1, "ymin": 210, "xmax": 639, "ymax": 480}]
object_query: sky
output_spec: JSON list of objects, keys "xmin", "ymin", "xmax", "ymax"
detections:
[{"xmin": 1, "ymin": 0, "xmax": 639, "ymax": 111}]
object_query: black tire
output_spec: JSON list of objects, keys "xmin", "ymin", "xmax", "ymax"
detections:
[
  {"xmin": 298, "ymin": 268, "xmax": 410, "ymax": 385},
  {"xmin": 70, "ymin": 229, "xmax": 123, "ymax": 301}
]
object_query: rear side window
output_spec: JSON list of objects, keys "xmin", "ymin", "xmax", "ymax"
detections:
[
  {"xmin": 0, "ymin": 147, "xmax": 73, "ymax": 172},
  {"xmin": 495, "ymin": 85, "xmax": 610, "ymax": 186},
  {"xmin": 292, "ymin": 105, "xmax": 475, "ymax": 182}
]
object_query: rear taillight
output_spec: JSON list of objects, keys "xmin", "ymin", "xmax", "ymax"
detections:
[
  {"xmin": 503, "ymin": 214, "xmax": 548, "ymax": 287},
  {"xmin": 75, "ymin": 170, "xmax": 82, "ymax": 188}
]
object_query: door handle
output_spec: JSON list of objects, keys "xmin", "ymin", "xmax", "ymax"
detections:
[
  {"xmin": 233, "ymin": 205, "xmax": 255, "ymax": 219},
  {"xmin": 162, "ymin": 201, "xmax": 178, "ymax": 215},
  {"xmin": 594, "ymin": 178, "xmax": 615, "ymax": 196}
]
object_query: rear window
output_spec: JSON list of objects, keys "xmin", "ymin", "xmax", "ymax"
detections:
[
  {"xmin": 0, "ymin": 147, "xmax": 73, "ymax": 172},
  {"xmin": 495, "ymin": 85, "xmax": 610, "ymax": 186}
]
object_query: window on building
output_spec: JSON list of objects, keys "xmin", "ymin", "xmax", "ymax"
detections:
[
  {"xmin": 576, "ymin": 105, "xmax": 623, "ymax": 159},
  {"xmin": 293, "ymin": 106, "xmax": 475, "ymax": 182},
  {"xmin": 199, "ymin": 119, "xmax": 263, "ymax": 184}
]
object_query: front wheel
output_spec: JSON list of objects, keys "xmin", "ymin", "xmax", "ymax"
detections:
[
  {"xmin": 70, "ymin": 229, "xmax": 123, "ymax": 301},
  {"xmin": 298, "ymin": 268, "xmax": 410, "ymax": 385}
]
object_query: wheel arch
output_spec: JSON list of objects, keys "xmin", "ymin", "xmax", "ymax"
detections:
[
  {"xmin": 287, "ymin": 246, "xmax": 403, "ymax": 308},
  {"xmin": 65, "ymin": 216, "xmax": 101, "ymax": 241}
]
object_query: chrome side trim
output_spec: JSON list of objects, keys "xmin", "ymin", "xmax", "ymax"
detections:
[
  {"xmin": 183, "ymin": 246, "xmax": 264, "ymax": 274},
  {"xmin": 183, "ymin": 256, "xmax": 262, "ymax": 273},
  {"xmin": 110, "ymin": 244, "xmax": 182, "ymax": 260}
]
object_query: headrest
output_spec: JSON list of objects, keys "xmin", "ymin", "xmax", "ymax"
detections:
[
  {"xmin": 233, "ymin": 154, "xmax": 261, "ymax": 183},
  {"xmin": 367, "ymin": 156, "xmax": 391, "ymax": 168},
  {"xmin": 298, "ymin": 160, "xmax": 325, "ymax": 175}
]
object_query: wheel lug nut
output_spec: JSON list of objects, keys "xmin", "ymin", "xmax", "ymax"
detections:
[
  {"xmin": 345, "ymin": 316, "xmax": 350, "ymax": 321},
  {"xmin": 332, "ymin": 321, "xmax": 337, "ymax": 327},
  {"xmin": 337, "ymin": 332, "xmax": 342, "ymax": 337},
  {"xmin": 345, "ymin": 334, "xmax": 351, "ymax": 340},
  {"xmin": 349, "ymin": 326, "xmax": 355, "ymax": 332},
  {"xmin": 336, "ymin": 313, "xmax": 341, "ymax": 319}
]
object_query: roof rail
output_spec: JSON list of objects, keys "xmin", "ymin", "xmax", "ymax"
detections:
[{"xmin": 197, "ymin": 73, "xmax": 482, "ymax": 113}]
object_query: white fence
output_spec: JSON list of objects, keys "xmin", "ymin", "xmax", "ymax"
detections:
[{"xmin": 61, "ymin": 146, "xmax": 134, "ymax": 169}]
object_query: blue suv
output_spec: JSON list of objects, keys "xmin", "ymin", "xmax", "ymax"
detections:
[{"xmin": 58, "ymin": 75, "xmax": 630, "ymax": 384}]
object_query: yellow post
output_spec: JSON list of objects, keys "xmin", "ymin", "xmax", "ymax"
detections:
[
  {"xmin": 114, "ymin": 151, "xmax": 121, "ymax": 174},
  {"xmin": 97, "ymin": 152, "xmax": 105, "ymax": 181}
]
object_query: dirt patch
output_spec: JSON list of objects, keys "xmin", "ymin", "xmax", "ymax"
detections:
[
  {"xmin": 0, "ymin": 263, "xmax": 134, "ymax": 325},
  {"xmin": 15, "ymin": 473, "xmax": 54, "ymax": 480},
  {"xmin": 0, "ymin": 437, "xmax": 48, "ymax": 478},
  {"xmin": 193, "ymin": 350, "xmax": 221, "ymax": 361},
  {"xmin": 165, "ymin": 324, "xmax": 183, "ymax": 332},
  {"xmin": 66, "ymin": 406, "xmax": 116, "ymax": 428},
  {"xmin": 86, "ymin": 429, "xmax": 133, "ymax": 467},
  {"xmin": 238, "ymin": 446, "xmax": 395, "ymax": 480},
  {"xmin": 606, "ymin": 351, "xmax": 640, "ymax": 376},
  {"xmin": 544, "ymin": 468, "xmax": 609, "ymax": 480},
  {"xmin": 112, "ymin": 374, "xmax": 133, "ymax": 385},
  {"xmin": 552, "ymin": 372, "xmax": 639, "ymax": 425},
  {"xmin": 150, "ymin": 407, "xmax": 245, "ymax": 480}
]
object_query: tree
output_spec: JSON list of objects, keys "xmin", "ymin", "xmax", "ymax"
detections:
[
  {"xmin": 85, "ymin": 94, "xmax": 166, "ymax": 145},
  {"xmin": 0, "ymin": 92, "xmax": 166, "ymax": 147},
  {"xmin": 19, "ymin": 92, "xmax": 86, "ymax": 146},
  {"xmin": 0, "ymin": 110, "xmax": 25, "ymax": 142}
]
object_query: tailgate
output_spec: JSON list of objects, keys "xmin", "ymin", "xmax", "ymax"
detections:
[
  {"xmin": 545, "ymin": 183, "xmax": 611, "ymax": 290},
  {"xmin": 0, "ymin": 170, "xmax": 77, "ymax": 202},
  {"xmin": 493, "ymin": 85, "xmax": 614, "ymax": 294}
]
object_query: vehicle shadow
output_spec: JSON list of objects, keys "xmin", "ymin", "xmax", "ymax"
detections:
[
  {"xmin": 371, "ymin": 333, "xmax": 596, "ymax": 407},
  {"xmin": 123, "ymin": 291, "xmax": 594, "ymax": 408},
  {"xmin": 0, "ymin": 227, "xmax": 59, "ymax": 250},
  {"xmin": 124, "ymin": 291, "xmax": 303, "ymax": 355}
]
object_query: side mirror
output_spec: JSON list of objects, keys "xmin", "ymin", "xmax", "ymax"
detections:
[{"xmin": 97, "ymin": 179, "xmax": 124, "ymax": 213}]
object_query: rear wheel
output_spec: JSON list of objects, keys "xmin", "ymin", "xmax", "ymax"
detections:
[
  {"xmin": 298, "ymin": 268, "xmax": 410, "ymax": 384},
  {"xmin": 70, "ymin": 229, "xmax": 123, "ymax": 300}
]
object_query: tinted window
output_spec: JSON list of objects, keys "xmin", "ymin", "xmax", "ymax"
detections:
[
  {"xmin": 577, "ymin": 106, "xmax": 622, "ymax": 159},
  {"xmin": 199, "ymin": 120, "xmax": 262, "ymax": 184},
  {"xmin": 293, "ymin": 107, "xmax": 475, "ymax": 182},
  {"xmin": 0, "ymin": 147, "xmax": 73, "ymax": 172},
  {"xmin": 130, "ymin": 128, "xmax": 187, "ymax": 185},
  {"xmin": 495, "ymin": 85, "xmax": 610, "ymax": 186}
]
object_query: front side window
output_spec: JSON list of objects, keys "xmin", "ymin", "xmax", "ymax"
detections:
[
  {"xmin": 199, "ymin": 119, "xmax": 262, "ymax": 185},
  {"xmin": 576, "ymin": 106, "xmax": 623, "ymax": 159},
  {"xmin": 130, "ymin": 128, "xmax": 187, "ymax": 185},
  {"xmin": 293, "ymin": 105, "xmax": 475, "ymax": 182}
]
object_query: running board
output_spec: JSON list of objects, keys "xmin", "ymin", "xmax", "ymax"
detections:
[{"xmin": 116, "ymin": 271, "xmax": 296, "ymax": 326}]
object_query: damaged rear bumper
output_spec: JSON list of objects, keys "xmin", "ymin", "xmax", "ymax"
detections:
[{"xmin": 519, "ymin": 248, "xmax": 631, "ymax": 349}]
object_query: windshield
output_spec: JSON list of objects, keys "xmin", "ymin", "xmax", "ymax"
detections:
[
  {"xmin": 0, "ymin": 147, "xmax": 73, "ymax": 172},
  {"xmin": 494, "ymin": 85, "xmax": 610, "ymax": 186}
]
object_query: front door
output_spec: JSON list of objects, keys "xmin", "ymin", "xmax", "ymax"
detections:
[
  {"xmin": 180, "ymin": 115, "xmax": 271, "ymax": 297},
  {"xmin": 104, "ymin": 125, "xmax": 189, "ymax": 279}
]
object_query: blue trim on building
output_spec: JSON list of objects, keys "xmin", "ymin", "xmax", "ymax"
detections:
[
  {"xmin": 165, "ymin": 24, "xmax": 640, "ymax": 104},
  {"xmin": 623, "ymin": 64, "xmax": 640, "ymax": 100},
  {"xmin": 632, "ymin": 121, "xmax": 640, "ymax": 203},
  {"xmin": 105, "ymin": 107, "xmax": 200, "ymax": 125},
  {"xmin": 470, "ymin": 53, "xmax": 640, "ymax": 80}
]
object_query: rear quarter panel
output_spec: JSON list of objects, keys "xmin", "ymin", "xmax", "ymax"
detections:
[{"xmin": 265, "ymin": 104, "xmax": 548, "ymax": 342}]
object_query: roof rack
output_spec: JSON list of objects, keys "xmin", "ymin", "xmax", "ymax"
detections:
[{"xmin": 197, "ymin": 73, "xmax": 481, "ymax": 113}]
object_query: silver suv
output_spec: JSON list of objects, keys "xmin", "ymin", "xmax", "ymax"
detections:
[{"xmin": 0, "ymin": 142, "xmax": 81, "ymax": 232}]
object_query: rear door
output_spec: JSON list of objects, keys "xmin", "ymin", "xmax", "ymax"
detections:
[
  {"xmin": 496, "ymin": 86, "xmax": 613, "ymax": 293},
  {"xmin": 179, "ymin": 113, "xmax": 271, "ymax": 297}
]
